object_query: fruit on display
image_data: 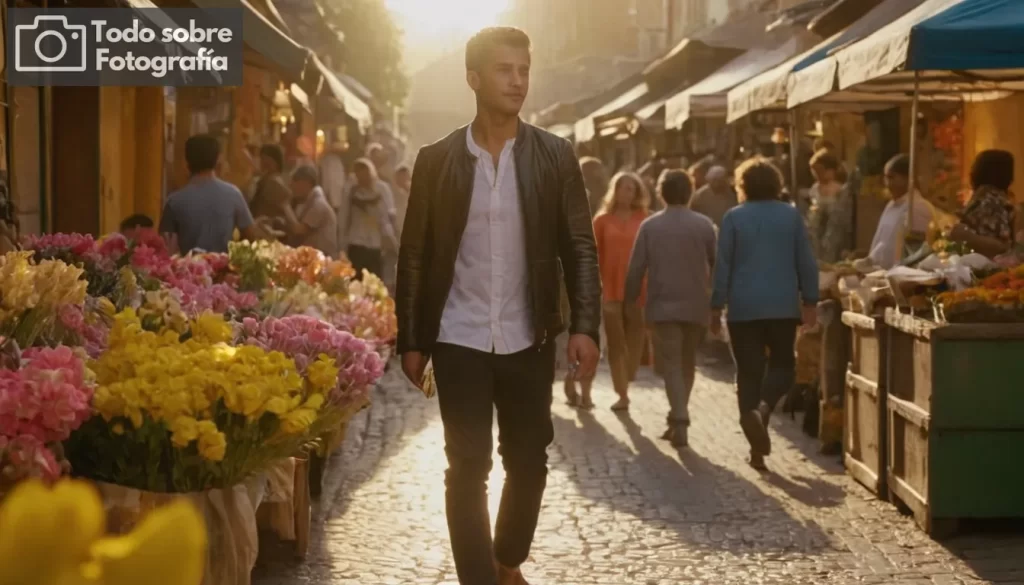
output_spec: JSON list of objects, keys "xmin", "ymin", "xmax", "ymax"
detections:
[{"xmin": 934, "ymin": 265, "xmax": 1024, "ymax": 322}]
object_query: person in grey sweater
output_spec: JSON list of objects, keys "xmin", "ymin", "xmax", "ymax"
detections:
[{"xmin": 624, "ymin": 169, "xmax": 717, "ymax": 447}]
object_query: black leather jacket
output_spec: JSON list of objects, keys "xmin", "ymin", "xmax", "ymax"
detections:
[{"xmin": 396, "ymin": 122, "xmax": 601, "ymax": 355}]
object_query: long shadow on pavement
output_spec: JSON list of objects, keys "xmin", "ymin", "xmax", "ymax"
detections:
[{"xmin": 549, "ymin": 408, "xmax": 836, "ymax": 557}]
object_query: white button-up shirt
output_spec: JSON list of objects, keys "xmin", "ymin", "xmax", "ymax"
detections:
[
  {"xmin": 869, "ymin": 192, "xmax": 935, "ymax": 269},
  {"xmin": 437, "ymin": 129, "xmax": 534, "ymax": 354}
]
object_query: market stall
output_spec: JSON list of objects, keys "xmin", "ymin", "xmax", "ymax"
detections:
[
  {"xmin": 884, "ymin": 306, "xmax": 1024, "ymax": 536},
  {"xmin": 841, "ymin": 311, "xmax": 888, "ymax": 497},
  {"xmin": 0, "ymin": 232, "xmax": 395, "ymax": 582}
]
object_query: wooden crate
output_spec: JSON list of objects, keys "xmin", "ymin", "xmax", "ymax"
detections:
[
  {"xmin": 884, "ymin": 309, "xmax": 1024, "ymax": 536},
  {"xmin": 841, "ymin": 311, "xmax": 888, "ymax": 498}
]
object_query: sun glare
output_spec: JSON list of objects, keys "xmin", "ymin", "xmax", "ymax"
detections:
[{"xmin": 387, "ymin": 0, "xmax": 511, "ymax": 39}]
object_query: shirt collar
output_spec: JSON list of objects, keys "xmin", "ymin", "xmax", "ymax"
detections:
[{"xmin": 466, "ymin": 127, "xmax": 515, "ymax": 158}]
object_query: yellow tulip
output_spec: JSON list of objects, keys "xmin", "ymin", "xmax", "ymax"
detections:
[
  {"xmin": 0, "ymin": 480, "xmax": 102, "ymax": 585},
  {"xmin": 197, "ymin": 429, "xmax": 227, "ymax": 462},
  {"xmin": 0, "ymin": 480, "xmax": 207, "ymax": 585},
  {"xmin": 90, "ymin": 500, "xmax": 206, "ymax": 585},
  {"xmin": 169, "ymin": 416, "xmax": 200, "ymax": 447}
]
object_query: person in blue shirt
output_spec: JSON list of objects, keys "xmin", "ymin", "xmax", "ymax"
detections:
[{"xmin": 710, "ymin": 158, "xmax": 819, "ymax": 471}]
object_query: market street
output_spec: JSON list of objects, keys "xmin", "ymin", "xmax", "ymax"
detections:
[{"xmin": 253, "ymin": 352, "xmax": 1024, "ymax": 585}]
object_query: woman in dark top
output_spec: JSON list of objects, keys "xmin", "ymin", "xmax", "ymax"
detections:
[{"xmin": 948, "ymin": 149, "xmax": 1016, "ymax": 259}]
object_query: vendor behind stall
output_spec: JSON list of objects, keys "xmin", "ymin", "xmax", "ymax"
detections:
[
  {"xmin": 947, "ymin": 149, "xmax": 1017, "ymax": 259},
  {"xmin": 860, "ymin": 154, "xmax": 935, "ymax": 269}
]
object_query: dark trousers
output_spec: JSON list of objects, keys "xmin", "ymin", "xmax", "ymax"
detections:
[
  {"xmin": 727, "ymin": 319, "xmax": 799, "ymax": 413},
  {"xmin": 348, "ymin": 244, "xmax": 383, "ymax": 278},
  {"xmin": 432, "ymin": 341, "xmax": 556, "ymax": 585}
]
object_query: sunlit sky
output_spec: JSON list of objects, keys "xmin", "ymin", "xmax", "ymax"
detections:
[{"xmin": 386, "ymin": 0, "xmax": 511, "ymax": 72}]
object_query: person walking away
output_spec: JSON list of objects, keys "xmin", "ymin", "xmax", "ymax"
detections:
[
  {"xmin": 344, "ymin": 158, "xmax": 397, "ymax": 278},
  {"xmin": 277, "ymin": 165, "xmax": 338, "ymax": 256},
  {"xmin": 593, "ymin": 171, "xmax": 649, "ymax": 412},
  {"xmin": 249, "ymin": 144, "xmax": 292, "ymax": 231},
  {"xmin": 397, "ymin": 27, "xmax": 600, "ymax": 585},
  {"xmin": 807, "ymin": 149, "xmax": 853, "ymax": 264},
  {"xmin": 947, "ymin": 149, "xmax": 1017, "ymax": 259},
  {"xmin": 710, "ymin": 158, "xmax": 818, "ymax": 471},
  {"xmin": 320, "ymin": 139, "xmax": 348, "ymax": 256},
  {"xmin": 580, "ymin": 156, "xmax": 609, "ymax": 217},
  {"xmin": 858, "ymin": 154, "xmax": 935, "ymax": 269},
  {"xmin": 160, "ymin": 135, "xmax": 263, "ymax": 254},
  {"xmin": 689, "ymin": 165, "xmax": 738, "ymax": 229},
  {"xmin": 625, "ymin": 169, "xmax": 716, "ymax": 447}
]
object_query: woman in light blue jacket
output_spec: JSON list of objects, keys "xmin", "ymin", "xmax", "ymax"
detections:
[{"xmin": 710, "ymin": 158, "xmax": 819, "ymax": 471}]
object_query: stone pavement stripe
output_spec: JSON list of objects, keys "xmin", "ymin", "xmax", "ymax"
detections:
[{"xmin": 253, "ymin": 358, "xmax": 1024, "ymax": 585}]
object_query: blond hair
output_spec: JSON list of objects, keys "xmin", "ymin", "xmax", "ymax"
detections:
[{"xmin": 598, "ymin": 171, "xmax": 649, "ymax": 215}]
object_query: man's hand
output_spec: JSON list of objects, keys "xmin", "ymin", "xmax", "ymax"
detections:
[
  {"xmin": 566, "ymin": 334, "xmax": 599, "ymax": 381},
  {"xmin": 709, "ymin": 310, "xmax": 722, "ymax": 337},
  {"xmin": 801, "ymin": 304, "xmax": 818, "ymax": 331},
  {"xmin": 401, "ymin": 351, "xmax": 428, "ymax": 389}
]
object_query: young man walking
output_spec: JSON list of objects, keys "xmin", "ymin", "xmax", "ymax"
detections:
[
  {"xmin": 397, "ymin": 27, "xmax": 601, "ymax": 585},
  {"xmin": 625, "ymin": 169, "xmax": 717, "ymax": 447}
]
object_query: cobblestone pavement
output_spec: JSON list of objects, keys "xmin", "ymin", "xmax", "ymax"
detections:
[{"xmin": 254, "ymin": 352, "xmax": 1024, "ymax": 585}]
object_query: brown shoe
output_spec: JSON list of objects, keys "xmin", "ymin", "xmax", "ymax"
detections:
[{"xmin": 497, "ymin": 563, "xmax": 530, "ymax": 585}]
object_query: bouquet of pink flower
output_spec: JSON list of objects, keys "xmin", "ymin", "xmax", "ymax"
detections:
[
  {"xmin": 0, "ymin": 345, "xmax": 93, "ymax": 491},
  {"xmin": 23, "ymin": 232, "xmax": 102, "ymax": 266},
  {"xmin": 0, "ymin": 434, "xmax": 66, "ymax": 488},
  {"xmin": 236, "ymin": 314, "xmax": 384, "ymax": 409},
  {"xmin": 54, "ymin": 298, "xmax": 113, "ymax": 358}
]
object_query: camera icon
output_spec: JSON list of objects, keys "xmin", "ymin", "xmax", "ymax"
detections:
[{"xmin": 15, "ymin": 15, "xmax": 88, "ymax": 73}]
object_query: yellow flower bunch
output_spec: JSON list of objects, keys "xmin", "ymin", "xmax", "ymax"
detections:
[
  {"xmin": 89, "ymin": 310, "xmax": 317, "ymax": 463},
  {"xmin": 0, "ymin": 479, "xmax": 205, "ymax": 585},
  {"xmin": 0, "ymin": 251, "xmax": 87, "ymax": 321}
]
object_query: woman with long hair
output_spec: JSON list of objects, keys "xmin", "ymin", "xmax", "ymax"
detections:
[
  {"xmin": 584, "ymin": 171, "xmax": 650, "ymax": 412},
  {"xmin": 710, "ymin": 158, "xmax": 819, "ymax": 470},
  {"xmin": 343, "ymin": 158, "xmax": 398, "ymax": 277}
]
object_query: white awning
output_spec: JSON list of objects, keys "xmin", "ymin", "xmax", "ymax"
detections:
[
  {"xmin": 786, "ymin": 0, "xmax": 930, "ymax": 108},
  {"xmin": 574, "ymin": 82, "xmax": 649, "ymax": 143},
  {"xmin": 835, "ymin": 0, "xmax": 962, "ymax": 91},
  {"xmin": 665, "ymin": 37, "xmax": 804, "ymax": 130},
  {"xmin": 727, "ymin": 43, "xmax": 821, "ymax": 123},
  {"xmin": 315, "ymin": 56, "xmax": 372, "ymax": 129}
]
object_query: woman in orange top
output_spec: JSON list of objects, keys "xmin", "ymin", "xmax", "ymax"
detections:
[{"xmin": 590, "ymin": 171, "xmax": 649, "ymax": 411}]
